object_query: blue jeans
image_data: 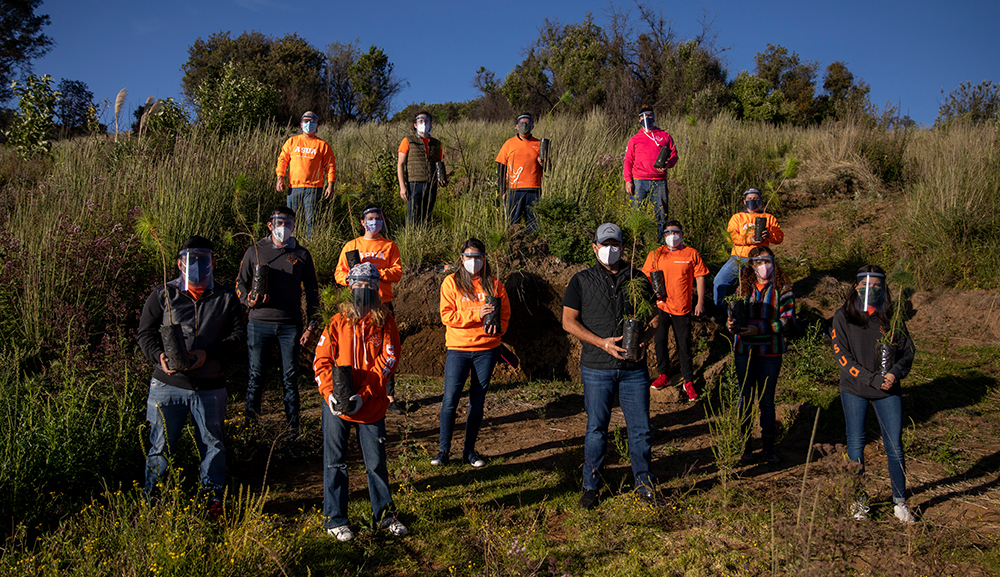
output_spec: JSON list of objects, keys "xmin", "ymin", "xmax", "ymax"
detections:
[
  {"xmin": 439, "ymin": 347, "xmax": 501, "ymax": 456},
  {"xmin": 406, "ymin": 181, "xmax": 437, "ymax": 225},
  {"xmin": 841, "ymin": 391, "xmax": 907, "ymax": 504},
  {"xmin": 580, "ymin": 365, "xmax": 654, "ymax": 491},
  {"xmin": 506, "ymin": 188, "xmax": 540, "ymax": 231},
  {"xmin": 713, "ymin": 256, "xmax": 749, "ymax": 308},
  {"xmin": 734, "ymin": 352, "xmax": 781, "ymax": 440},
  {"xmin": 246, "ymin": 321, "xmax": 301, "ymax": 437},
  {"xmin": 629, "ymin": 179, "xmax": 668, "ymax": 224},
  {"xmin": 144, "ymin": 378, "xmax": 226, "ymax": 499},
  {"xmin": 287, "ymin": 187, "xmax": 320, "ymax": 238},
  {"xmin": 321, "ymin": 407, "xmax": 394, "ymax": 528}
]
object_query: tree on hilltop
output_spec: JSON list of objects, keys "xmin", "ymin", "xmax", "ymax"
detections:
[
  {"xmin": 0, "ymin": 0, "xmax": 53, "ymax": 103},
  {"xmin": 937, "ymin": 80, "xmax": 1000, "ymax": 126}
]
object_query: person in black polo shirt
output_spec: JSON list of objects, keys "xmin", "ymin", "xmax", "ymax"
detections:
[{"xmin": 561, "ymin": 223, "xmax": 660, "ymax": 510}]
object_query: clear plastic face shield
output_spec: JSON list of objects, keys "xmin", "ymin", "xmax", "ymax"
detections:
[
  {"xmin": 180, "ymin": 249, "xmax": 213, "ymax": 291},
  {"xmin": 270, "ymin": 214, "xmax": 295, "ymax": 245},
  {"xmin": 415, "ymin": 115, "xmax": 431, "ymax": 136},
  {"xmin": 461, "ymin": 251, "xmax": 486, "ymax": 274},
  {"xmin": 347, "ymin": 273, "xmax": 380, "ymax": 316},
  {"xmin": 750, "ymin": 254, "xmax": 774, "ymax": 280},
  {"xmin": 663, "ymin": 227, "xmax": 683, "ymax": 249},
  {"xmin": 639, "ymin": 111, "xmax": 656, "ymax": 131},
  {"xmin": 857, "ymin": 272, "xmax": 886, "ymax": 313}
]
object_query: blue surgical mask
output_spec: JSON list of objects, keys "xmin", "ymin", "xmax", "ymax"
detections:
[
  {"xmin": 301, "ymin": 121, "xmax": 316, "ymax": 134},
  {"xmin": 180, "ymin": 249, "xmax": 213, "ymax": 291}
]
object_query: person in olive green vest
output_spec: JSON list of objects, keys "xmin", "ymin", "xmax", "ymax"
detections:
[{"xmin": 396, "ymin": 110, "xmax": 443, "ymax": 225}]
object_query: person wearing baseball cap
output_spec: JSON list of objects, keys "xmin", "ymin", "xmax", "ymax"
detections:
[
  {"xmin": 623, "ymin": 106, "xmax": 678, "ymax": 226},
  {"xmin": 275, "ymin": 111, "xmax": 337, "ymax": 237},
  {"xmin": 562, "ymin": 223, "xmax": 659, "ymax": 510},
  {"xmin": 495, "ymin": 112, "xmax": 545, "ymax": 231}
]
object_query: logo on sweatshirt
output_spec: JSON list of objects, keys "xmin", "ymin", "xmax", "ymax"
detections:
[{"xmin": 293, "ymin": 146, "xmax": 318, "ymax": 157}]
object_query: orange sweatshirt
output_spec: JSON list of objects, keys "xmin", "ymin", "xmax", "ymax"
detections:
[
  {"xmin": 334, "ymin": 236, "xmax": 402, "ymax": 303},
  {"xmin": 439, "ymin": 275, "xmax": 510, "ymax": 351},
  {"xmin": 726, "ymin": 211, "xmax": 783, "ymax": 258},
  {"xmin": 313, "ymin": 311, "xmax": 400, "ymax": 424},
  {"xmin": 276, "ymin": 134, "xmax": 336, "ymax": 188}
]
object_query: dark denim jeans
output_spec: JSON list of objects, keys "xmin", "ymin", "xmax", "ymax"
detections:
[
  {"xmin": 713, "ymin": 256, "xmax": 749, "ymax": 308},
  {"xmin": 734, "ymin": 352, "xmax": 782, "ymax": 439},
  {"xmin": 841, "ymin": 391, "xmax": 907, "ymax": 503},
  {"xmin": 438, "ymin": 347, "xmax": 501, "ymax": 457},
  {"xmin": 246, "ymin": 320, "xmax": 301, "ymax": 437},
  {"xmin": 144, "ymin": 378, "xmax": 226, "ymax": 499},
  {"xmin": 505, "ymin": 188, "xmax": 540, "ymax": 231},
  {"xmin": 286, "ymin": 187, "xmax": 320, "ymax": 238},
  {"xmin": 580, "ymin": 365, "xmax": 654, "ymax": 492},
  {"xmin": 321, "ymin": 407, "xmax": 394, "ymax": 529},
  {"xmin": 406, "ymin": 181, "xmax": 437, "ymax": 225},
  {"xmin": 629, "ymin": 179, "xmax": 668, "ymax": 224}
]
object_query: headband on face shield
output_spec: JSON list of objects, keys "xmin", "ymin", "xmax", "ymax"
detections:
[
  {"xmin": 857, "ymin": 272, "xmax": 886, "ymax": 313},
  {"xmin": 180, "ymin": 249, "xmax": 213, "ymax": 291}
]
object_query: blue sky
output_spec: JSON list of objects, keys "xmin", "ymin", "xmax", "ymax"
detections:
[{"xmin": 31, "ymin": 0, "xmax": 1000, "ymax": 126}]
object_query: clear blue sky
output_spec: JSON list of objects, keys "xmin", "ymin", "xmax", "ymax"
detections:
[{"xmin": 30, "ymin": 0, "xmax": 1000, "ymax": 127}]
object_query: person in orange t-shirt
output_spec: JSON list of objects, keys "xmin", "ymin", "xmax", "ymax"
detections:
[
  {"xmin": 642, "ymin": 221, "xmax": 709, "ymax": 401},
  {"xmin": 496, "ymin": 113, "xmax": 545, "ymax": 231},
  {"xmin": 433, "ymin": 238, "xmax": 511, "ymax": 468},
  {"xmin": 712, "ymin": 187, "xmax": 783, "ymax": 309},
  {"xmin": 275, "ymin": 111, "xmax": 336, "ymax": 238},
  {"xmin": 313, "ymin": 263, "xmax": 407, "ymax": 542},
  {"xmin": 334, "ymin": 205, "xmax": 405, "ymax": 414}
]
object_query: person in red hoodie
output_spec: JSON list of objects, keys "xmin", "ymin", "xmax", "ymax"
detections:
[
  {"xmin": 433, "ymin": 238, "xmax": 511, "ymax": 468},
  {"xmin": 623, "ymin": 106, "xmax": 678, "ymax": 225},
  {"xmin": 313, "ymin": 263, "xmax": 406, "ymax": 542}
]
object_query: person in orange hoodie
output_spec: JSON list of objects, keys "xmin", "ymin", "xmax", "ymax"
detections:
[
  {"xmin": 313, "ymin": 263, "xmax": 406, "ymax": 542},
  {"xmin": 275, "ymin": 111, "xmax": 336, "ymax": 238},
  {"xmin": 334, "ymin": 205, "xmax": 405, "ymax": 414},
  {"xmin": 712, "ymin": 187, "xmax": 784, "ymax": 310},
  {"xmin": 433, "ymin": 238, "xmax": 511, "ymax": 468}
]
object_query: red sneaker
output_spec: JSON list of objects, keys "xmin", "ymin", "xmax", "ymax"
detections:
[
  {"xmin": 682, "ymin": 381, "xmax": 698, "ymax": 402},
  {"xmin": 650, "ymin": 374, "xmax": 669, "ymax": 390}
]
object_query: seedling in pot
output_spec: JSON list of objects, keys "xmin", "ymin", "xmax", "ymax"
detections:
[
  {"xmin": 726, "ymin": 294, "xmax": 748, "ymax": 330},
  {"xmin": 620, "ymin": 210, "xmax": 658, "ymax": 362},
  {"xmin": 331, "ymin": 365, "xmax": 357, "ymax": 413},
  {"xmin": 653, "ymin": 146, "xmax": 672, "ymax": 170},
  {"xmin": 876, "ymin": 261, "xmax": 915, "ymax": 376},
  {"xmin": 753, "ymin": 216, "xmax": 767, "ymax": 243},
  {"xmin": 435, "ymin": 161, "xmax": 448, "ymax": 186},
  {"xmin": 482, "ymin": 296, "xmax": 502, "ymax": 334},
  {"xmin": 141, "ymin": 219, "xmax": 192, "ymax": 371},
  {"xmin": 649, "ymin": 270, "xmax": 667, "ymax": 300}
]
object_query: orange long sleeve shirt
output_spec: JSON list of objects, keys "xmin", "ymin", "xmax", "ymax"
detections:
[
  {"xmin": 334, "ymin": 236, "xmax": 402, "ymax": 303},
  {"xmin": 726, "ymin": 211, "xmax": 783, "ymax": 258},
  {"xmin": 313, "ymin": 311, "xmax": 400, "ymax": 424},
  {"xmin": 276, "ymin": 134, "xmax": 336, "ymax": 188},
  {"xmin": 439, "ymin": 275, "xmax": 510, "ymax": 351}
]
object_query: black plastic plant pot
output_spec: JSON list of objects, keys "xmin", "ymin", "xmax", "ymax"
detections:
[
  {"xmin": 332, "ymin": 365, "xmax": 355, "ymax": 411},
  {"xmin": 249, "ymin": 263, "xmax": 269, "ymax": 302},
  {"xmin": 653, "ymin": 146, "xmax": 672, "ymax": 170},
  {"xmin": 346, "ymin": 250, "xmax": 361, "ymax": 269},
  {"xmin": 877, "ymin": 343, "xmax": 894, "ymax": 376},
  {"xmin": 621, "ymin": 319, "xmax": 644, "ymax": 362},
  {"xmin": 435, "ymin": 161, "xmax": 447, "ymax": 186},
  {"xmin": 650, "ymin": 270, "xmax": 667, "ymax": 300},
  {"xmin": 753, "ymin": 216, "xmax": 767, "ymax": 243},
  {"xmin": 728, "ymin": 299, "xmax": 747, "ymax": 329},
  {"xmin": 160, "ymin": 324, "xmax": 191, "ymax": 372},
  {"xmin": 539, "ymin": 138, "xmax": 550, "ymax": 162},
  {"xmin": 482, "ymin": 296, "xmax": 502, "ymax": 333}
]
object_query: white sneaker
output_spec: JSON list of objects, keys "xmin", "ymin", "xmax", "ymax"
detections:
[
  {"xmin": 380, "ymin": 517, "xmax": 408, "ymax": 536},
  {"xmin": 894, "ymin": 503, "xmax": 915, "ymax": 524},
  {"xmin": 327, "ymin": 525, "xmax": 354, "ymax": 542},
  {"xmin": 850, "ymin": 500, "xmax": 870, "ymax": 521}
]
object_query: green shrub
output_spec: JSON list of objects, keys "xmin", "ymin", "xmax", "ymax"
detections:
[{"xmin": 534, "ymin": 196, "xmax": 600, "ymax": 264}]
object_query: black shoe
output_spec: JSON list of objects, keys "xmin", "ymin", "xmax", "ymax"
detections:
[
  {"xmin": 635, "ymin": 486, "xmax": 656, "ymax": 505},
  {"xmin": 464, "ymin": 451, "xmax": 486, "ymax": 468},
  {"xmin": 763, "ymin": 451, "xmax": 780, "ymax": 464},
  {"xmin": 430, "ymin": 452, "xmax": 449, "ymax": 466},
  {"xmin": 387, "ymin": 400, "xmax": 405, "ymax": 415},
  {"xmin": 740, "ymin": 448, "xmax": 756, "ymax": 464},
  {"xmin": 579, "ymin": 489, "xmax": 599, "ymax": 510}
]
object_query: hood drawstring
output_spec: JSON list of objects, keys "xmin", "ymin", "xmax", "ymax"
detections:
[{"xmin": 351, "ymin": 319, "xmax": 372, "ymax": 370}]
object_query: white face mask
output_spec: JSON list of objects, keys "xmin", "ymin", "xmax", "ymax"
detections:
[
  {"xmin": 463, "ymin": 257, "xmax": 483, "ymax": 274},
  {"xmin": 597, "ymin": 245, "xmax": 621, "ymax": 266},
  {"xmin": 273, "ymin": 226, "xmax": 291, "ymax": 245},
  {"xmin": 416, "ymin": 120, "xmax": 431, "ymax": 135},
  {"xmin": 754, "ymin": 262, "xmax": 773, "ymax": 279},
  {"xmin": 664, "ymin": 233, "xmax": 682, "ymax": 249}
]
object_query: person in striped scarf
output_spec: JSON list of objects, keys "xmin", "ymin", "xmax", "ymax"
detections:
[{"xmin": 726, "ymin": 246, "xmax": 794, "ymax": 464}]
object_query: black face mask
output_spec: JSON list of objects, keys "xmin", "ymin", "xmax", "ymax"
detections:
[
  {"xmin": 352, "ymin": 287, "xmax": 379, "ymax": 315},
  {"xmin": 745, "ymin": 198, "xmax": 762, "ymax": 212}
]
